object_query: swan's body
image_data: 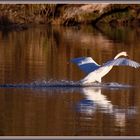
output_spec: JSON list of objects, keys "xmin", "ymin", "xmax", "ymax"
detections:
[{"xmin": 71, "ymin": 52, "xmax": 140, "ymax": 84}]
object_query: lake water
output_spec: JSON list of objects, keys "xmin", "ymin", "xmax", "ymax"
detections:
[{"xmin": 0, "ymin": 25, "xmax": 140, "ymax": 136}]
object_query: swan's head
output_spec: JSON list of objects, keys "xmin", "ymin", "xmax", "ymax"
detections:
[
  {"xmin": 114, "ymin": 52, "xmax": 128, "ymax": 59},
  {"xmin": 120, "ymin": 52, "xmax": 128, "ymax": 57}
]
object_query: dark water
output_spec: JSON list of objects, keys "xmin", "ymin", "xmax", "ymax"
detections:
[{"xmin": 0, "ymin": 25, "xmax": 140, "ymax": 136}]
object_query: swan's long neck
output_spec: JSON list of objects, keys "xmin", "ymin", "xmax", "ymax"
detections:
[{"xmin": 114, "ymin": 52, "xmax": 127, "ymax": 59}]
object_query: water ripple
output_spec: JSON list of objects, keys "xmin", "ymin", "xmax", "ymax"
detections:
[{"xmin": 0, "ymin": 80, "xmax": 132, "ymax": 89}]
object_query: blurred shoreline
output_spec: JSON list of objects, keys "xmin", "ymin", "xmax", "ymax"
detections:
[{"xmin": 0, "ymin": 4, "xmax": 140, "ymax": 31}]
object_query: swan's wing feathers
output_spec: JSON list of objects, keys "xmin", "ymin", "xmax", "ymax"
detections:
[
  {"xmin": 103, "ymin": 58, "xmax": 140, "ymax": 68},
  {"xmin": 71, "ymin": 57, "xmax": 100, "ymax": 74}
]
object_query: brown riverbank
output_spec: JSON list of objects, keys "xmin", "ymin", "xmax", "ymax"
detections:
[
  {"xmin": 0, "ymin": 4, "xmax": 56, "ymax": 31},
  {"xmin": 0, "ymin": 4, "xmax": 140, "ymax": 30}
]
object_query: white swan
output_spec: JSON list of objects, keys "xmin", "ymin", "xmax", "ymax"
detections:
[{"xmin": 71, "ymin": 52, "xmax": 140, "ymax": 84}]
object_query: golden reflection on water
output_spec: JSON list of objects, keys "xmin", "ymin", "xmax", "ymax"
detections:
[{"xmin": 0, "ymin": 26, "xmax": 139, "ymax": 135}]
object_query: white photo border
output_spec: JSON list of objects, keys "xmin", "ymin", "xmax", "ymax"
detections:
[{"xmin": 0, "ymin": 1, "xmax": 139, "ymax": 139}]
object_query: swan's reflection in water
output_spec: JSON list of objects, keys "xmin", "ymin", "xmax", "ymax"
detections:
[{"xmin": 77, "ymin": 87, "xmax": 137, "ymax": 128}]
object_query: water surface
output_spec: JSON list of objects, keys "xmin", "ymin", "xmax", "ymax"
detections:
[{"xmin": 0, "ymin": 25, "xmax": 140, "ymax": 136}]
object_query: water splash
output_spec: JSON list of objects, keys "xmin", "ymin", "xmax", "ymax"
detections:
[{"xmin": 0, "ymin": 80, "xmax": 132, "ymax": 89}]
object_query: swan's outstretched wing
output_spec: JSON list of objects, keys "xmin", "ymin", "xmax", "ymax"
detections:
[
  {"xmin": 103, "ymin": 58, "xmax": 140, "ymax": 68},
  {"xmin": 71, "ymin": 57, "xmax": 100, "ymax": 74}
]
